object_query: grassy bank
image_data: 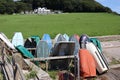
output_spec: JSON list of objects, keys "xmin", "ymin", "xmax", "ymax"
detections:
[{"xmin": 0, "ymin": 13, "xmax": 120, "ymax": 38}]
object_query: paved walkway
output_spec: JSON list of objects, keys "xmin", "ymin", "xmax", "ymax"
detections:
[
  {"xmin": 101, "ymin": 41, "xmax": 120, "ymax": 63},
  {"xmin": 96, "ymin": 37, "xmax": 120, "ymax": 80}
]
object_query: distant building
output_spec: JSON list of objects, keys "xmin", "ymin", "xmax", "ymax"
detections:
[
  {"xmin": 34, "ymin": 7, "xmax": 51, "ymax": 14},
  {"xmin": 13, "ymin": 0, "xmax": 20, "ymax": 1}
]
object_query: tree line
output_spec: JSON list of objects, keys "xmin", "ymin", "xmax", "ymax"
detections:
[
  {"xmin": 0, "ymin": 0, "xmax": 31, "ymax": 14},
  {"xmin": 0, "ymin": 0, "xmax": 112, "ymax": 14}
]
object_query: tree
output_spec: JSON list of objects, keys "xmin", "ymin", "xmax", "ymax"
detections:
[
  {"xmin": 0, "ymin": 0, "xmax": 112, "ymax": 14},
  {"xmin": 73, "ymin": 0, "xmax": 83, "ymax": 12},
  {"xmin": 19, "ymin": 0, "xmax": 112, "ymax": 13},
  {"xmin": 0, "ymin": 0, "xmax": 13, "ymax": 2},
  {"xmin": 0, "ymin": 2, "xmax": 6, "ymax": 14},
  {"xmin": 0, "ymin": 1, "xmax": 16, "ymax": 14},
  {"xmin": 104, "ymin": 7, "xmax": 112, "ymax": 13},
  {"xmin": 63, "ymin": 0, "xmax": 75, "ymax": 12},
  {"xmin": 5, "ymin": 2, "xmax": 16, "ymax": 14},
  {"xmin": 15, "ymin": 2, "xmax": 32, "ymax": 13}
]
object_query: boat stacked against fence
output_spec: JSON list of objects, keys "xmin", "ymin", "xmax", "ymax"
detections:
[{"xmin": 0, "ymin": 32, "xmax": 110, "ymax": 80}]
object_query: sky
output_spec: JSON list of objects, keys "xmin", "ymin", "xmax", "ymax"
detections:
[{"xmin": 95, "ymin": 0, "xmax": 120, "ymax": 14}]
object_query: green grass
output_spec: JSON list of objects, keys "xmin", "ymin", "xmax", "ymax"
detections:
[
  {"xmin": 110, "ymin": 58, "xmax": 120, "ymax": 65},
  {"xmin": 48, "ymin": 70, "xmax": 58, "ymax": 80},
  {"xmin": 25, "ymin": 70, "xmax": 37, "ymax": 80},
  {"xmin": 0, "ymin": 72, "xmax": 3, "ymax": 80},
  {"xmin": 0, "ymin": 13, "xmax": 120, "ymax": 38}
]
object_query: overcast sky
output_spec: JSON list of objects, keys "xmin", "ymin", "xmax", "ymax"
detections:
[{"xmin": 95, "ymin": 0, "xmax": 120, "ymax": 14}]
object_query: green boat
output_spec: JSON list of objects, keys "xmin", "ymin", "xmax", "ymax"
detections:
[
  {"xmin": 90, "ymin": 38, "xmax": 102, "ymax": 52},
  {"xmin": 16, "ymin": 45, "xmax": 34, "ymax": 58}
]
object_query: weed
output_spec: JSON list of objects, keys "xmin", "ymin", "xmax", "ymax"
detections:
[
  {"xmin": 48, "ymin": 70, "xmax": 58, "ymax": 80},
  {"xmin": 25, "ymin": 70, "xmax": 37, "ymax": 80},
  {"xmin": 110, "ymin": 58, "xmax": 120, "ymax": 65},
  {"xmin": 0, "ymin": 72, "xmax": 3, "ymax": 80}
]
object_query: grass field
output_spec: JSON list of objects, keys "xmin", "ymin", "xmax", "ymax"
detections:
[{"xmin": 0, "ymin": 13, "xmax": 120, "ymax": 38}]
